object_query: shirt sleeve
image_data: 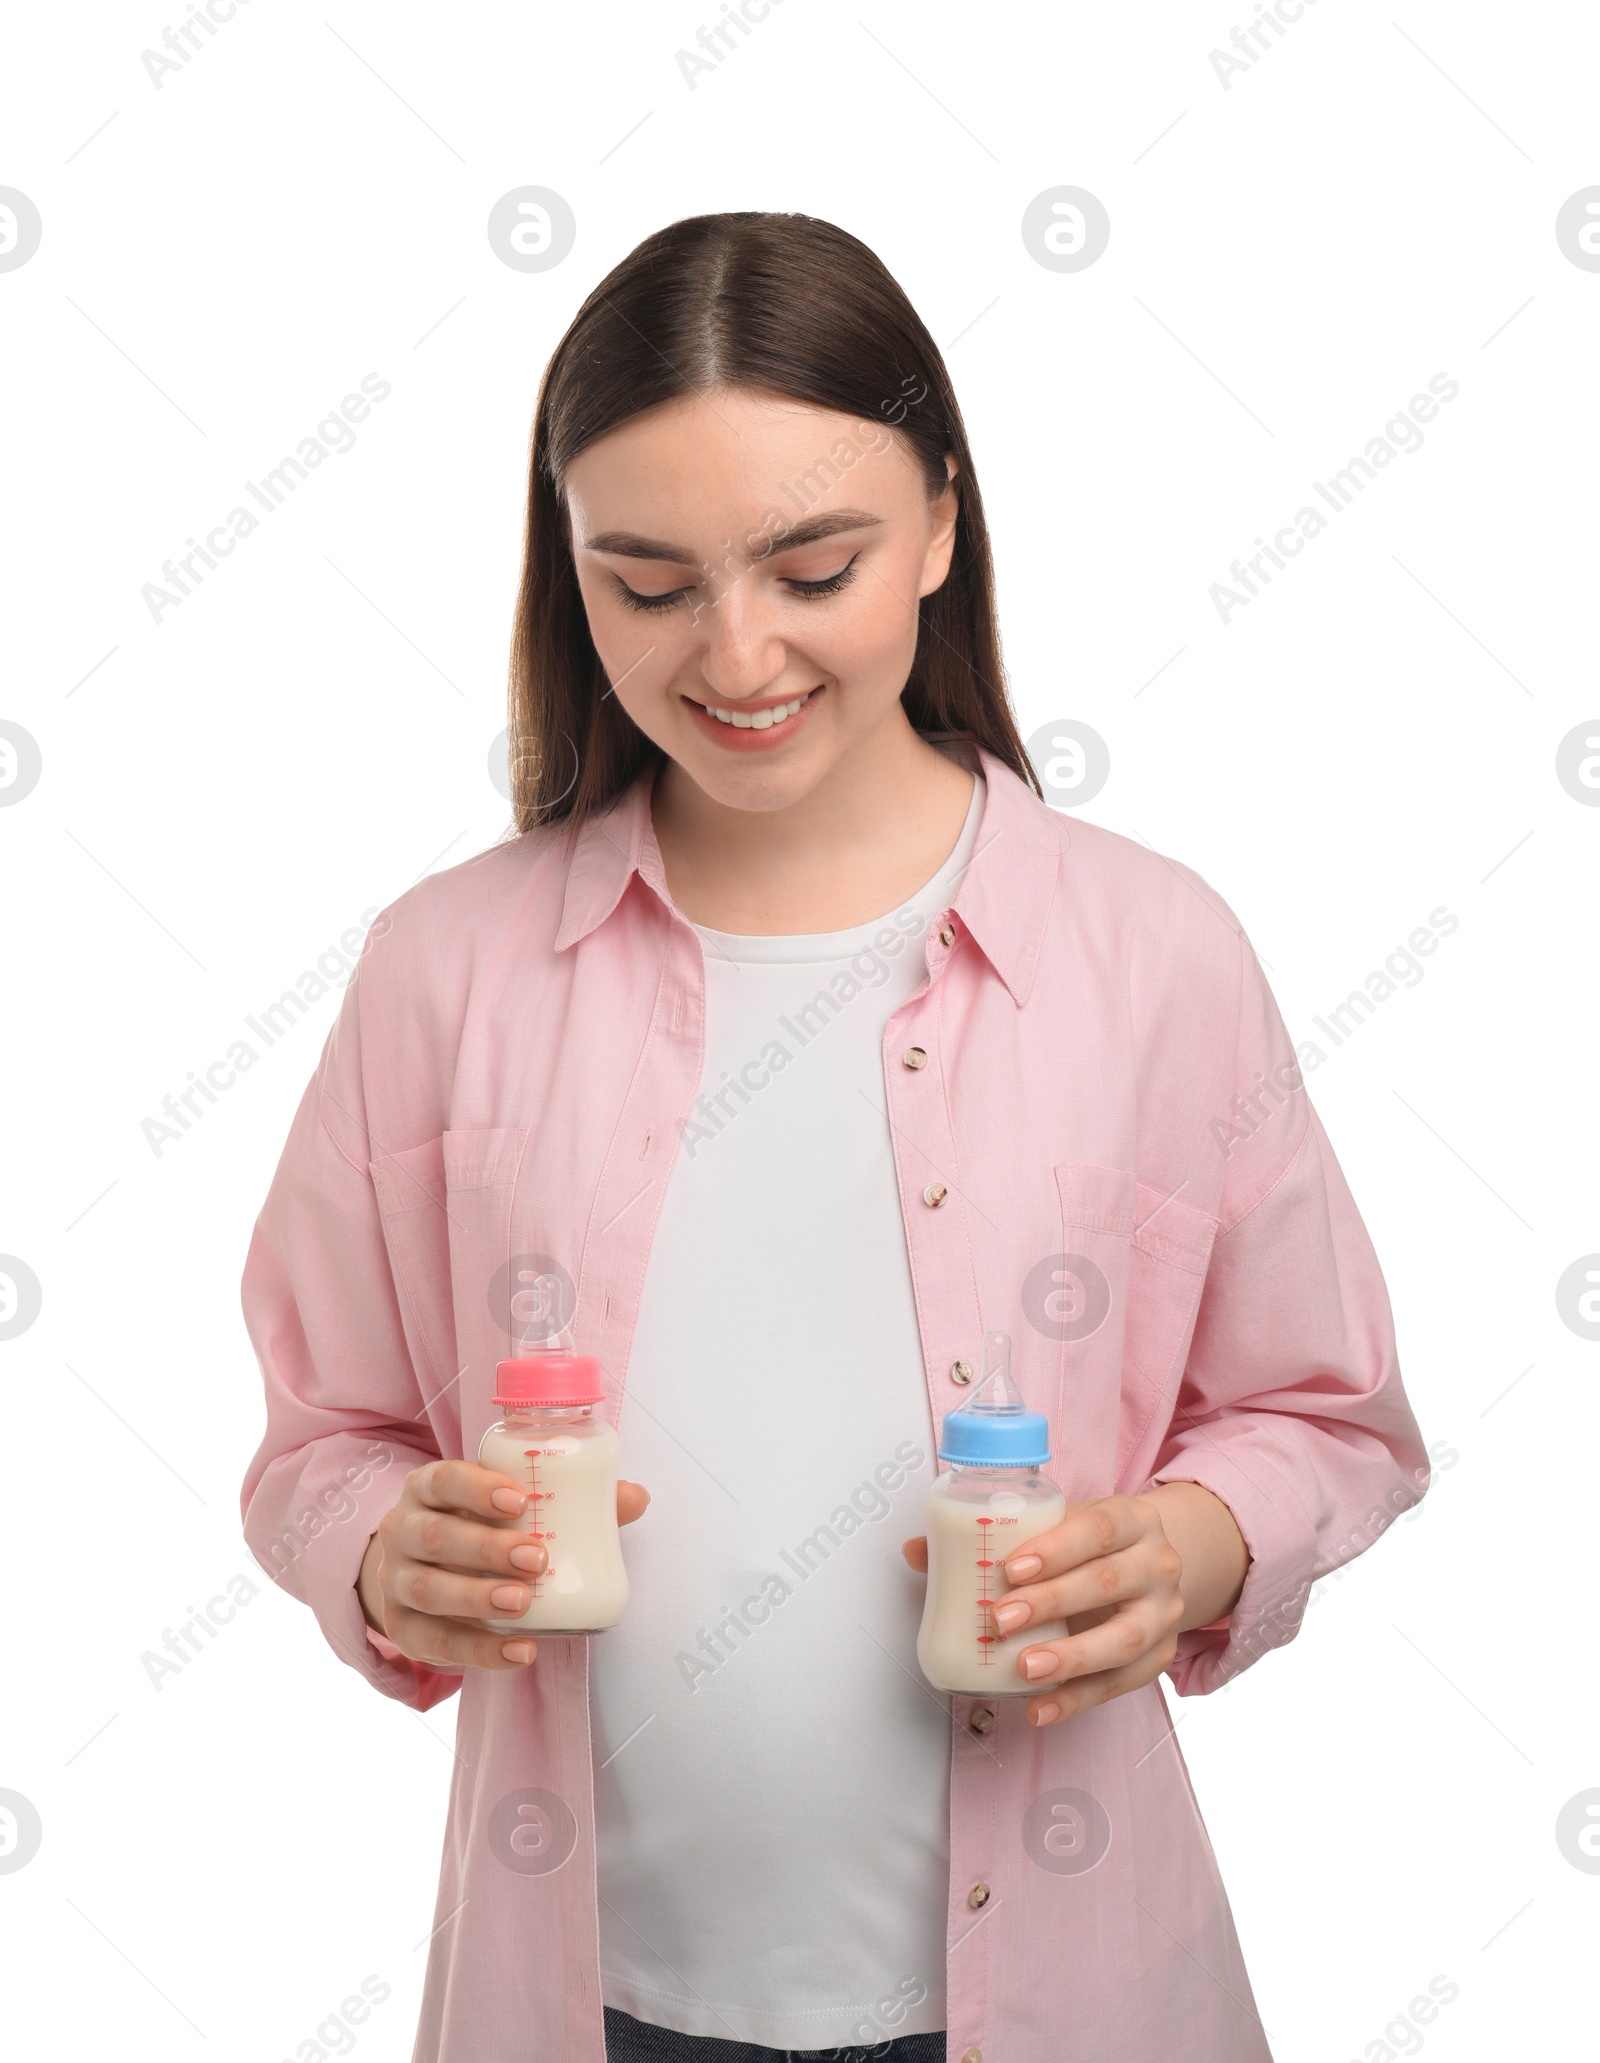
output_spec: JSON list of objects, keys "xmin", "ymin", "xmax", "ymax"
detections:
[
  {"xmin": 238, "ymin": 952, "xmax": 463, "ymax": 1712},
  {"xmin": 1148, "ymin": 924, "xmax": 1430, "ymax": 1696}
]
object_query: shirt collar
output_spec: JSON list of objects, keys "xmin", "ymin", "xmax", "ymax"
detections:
[{"xmin": 554, "ymin": 739, "xmax": 1061, "ymax": 1007}]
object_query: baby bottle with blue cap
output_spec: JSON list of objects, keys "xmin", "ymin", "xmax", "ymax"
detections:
[{"xmin": 916, "ymin": 1328, "xmax": 1070, "ymax": 1695}]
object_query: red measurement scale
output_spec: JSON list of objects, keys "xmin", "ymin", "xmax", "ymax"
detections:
[
  {"xmin": 975, "ymin": 1515, "xmax": 998, "ymax": 1665},
  {"xmin": 522, "ymin": 1447, "xmax": 554, "ymax": 1596}
]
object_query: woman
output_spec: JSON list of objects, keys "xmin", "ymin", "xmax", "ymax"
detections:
[{"xmin": 240, "ymin": 211, "xmax": 1428, "ymax": 2063}]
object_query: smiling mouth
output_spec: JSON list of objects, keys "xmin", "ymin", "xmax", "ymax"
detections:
[{"xmin": 688, "ymin": 686, "xmax": 820, "ymax": 730}]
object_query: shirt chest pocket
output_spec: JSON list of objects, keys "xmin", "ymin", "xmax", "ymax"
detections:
[
  {"xmin": 369, "ymin": 1126, "xmax": 528, "ymax": 1450},
  {"xmin": 1048, "ymin": 1163, "xmax": 1219, "ymax": 1489}
]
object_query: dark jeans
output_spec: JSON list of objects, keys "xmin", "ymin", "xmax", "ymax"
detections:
[{"xmin": 603, "ymin": 2005, "xmax": 947, "ymax": 2061}]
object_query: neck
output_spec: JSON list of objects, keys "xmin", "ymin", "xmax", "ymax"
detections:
[{"xmin": 650, "ymin": 705, "xmax": 976, "ymax": 934}]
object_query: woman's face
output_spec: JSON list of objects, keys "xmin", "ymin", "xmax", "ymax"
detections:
[{"xmin": 563, "ymin": 386, "xmax": 959, "ymax": 813}]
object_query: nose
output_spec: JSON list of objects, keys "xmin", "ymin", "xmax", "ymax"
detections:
[{"xmin": 694, "ymin": 570, "xmax": 789, "ymax": 702}]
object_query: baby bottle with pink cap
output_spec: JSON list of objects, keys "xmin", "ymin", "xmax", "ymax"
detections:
[{"xmin": 476, "ymin": 1327, "xmax": 628, "ymax": 1636}]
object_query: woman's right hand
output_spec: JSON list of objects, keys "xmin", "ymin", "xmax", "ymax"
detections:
[{"xmin": 355, "ymin": 1458, "xmax": 650, "ymax": 1670}]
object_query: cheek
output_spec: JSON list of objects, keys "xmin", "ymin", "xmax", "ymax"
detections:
[
  {"xmin": 816, "ymin": 561, "xmax": 924, "ymax": 683},
  {"xmin": 580, "ymin": 578, "xmax": 695, "ymax": 685}
]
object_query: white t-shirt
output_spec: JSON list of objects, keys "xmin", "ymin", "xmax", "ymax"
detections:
[{"xmin": 590, "ymin": 771, "xmax": 986, "ymax": 2051}]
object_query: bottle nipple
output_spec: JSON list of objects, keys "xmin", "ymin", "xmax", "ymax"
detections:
[
  {"xmin": 511, "ymin": 1268, "xmax": 569, "ymax": 1356},
  {"xmin": 968, "ymin": 1328, "xmax": 1024, "ymax": 1417},
  {"xmin": 494, "ymin": 1264, "xmax": 602, "ymax": 1409},
  {"xmin": 936, "ymin": 1327, "xmax": 1050, "ymax": 1468}
]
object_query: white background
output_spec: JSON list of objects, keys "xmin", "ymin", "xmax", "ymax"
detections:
[{"xmin": 2, "ymin": 1, "xmax": 1596, "ymax": 2057}]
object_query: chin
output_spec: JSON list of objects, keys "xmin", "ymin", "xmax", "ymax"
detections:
[{"xmin": 686, "ymin": 750, "xmax": 826, "ymax": 812}]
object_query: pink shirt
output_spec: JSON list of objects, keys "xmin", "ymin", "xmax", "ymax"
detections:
[{"xmin": 240, "ymin": 739, "xmax": 1428, "ymax": 2063}]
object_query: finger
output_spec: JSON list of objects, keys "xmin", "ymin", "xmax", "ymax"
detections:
[
  {"xmin": 412, "ymin": 1457, "xmax": 531, "ymax": 1521},
  {"xmin": 617, "ymin": 1480, "xmax": 651, "ymax": 1526},
  {"xmin": 1024, "ymin": 1637, "xmax": 1178, "ymax": 1726},
  {"xmin": 1013, "ymin": 1597, "xmax": 1180, "ymax": 1694},
  {"xmin": 991, "ymin": 1537, "xmax": 1178, "ymax": 1636},
  {"xmin": 387, "ymin": 1556, "xmax": 543, "ymax": 1629},
  {"xmin": 384, "ymin": 1603, "xmax": 540, "ymax": 1672},
  {"xmin": 396, "ymin": 1507, "xmax": 548, "ymax": 1579},
  {"xmin": 999, "ymin": 1494, "xmax": 1151, "ymax": 1586},
  {"xmin": 900, "ymin": 1536, "xmax": 928, "ymax": 1573}
]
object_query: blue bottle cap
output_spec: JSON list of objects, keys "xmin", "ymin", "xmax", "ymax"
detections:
[{"xmin": 937, "ymin": 1329, "xmax": 1051, "ymax": 1468}]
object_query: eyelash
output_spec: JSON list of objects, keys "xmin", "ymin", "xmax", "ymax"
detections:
[{"xmin": 615, "ymin": 555, "xmax": 860, "ymax": 614}]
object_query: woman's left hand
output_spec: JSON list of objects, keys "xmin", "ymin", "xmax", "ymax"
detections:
[
  {"xmin": 903, "ymin": 1481, "xmax": 1248, "ymax": 1726},
  {"xmin": 984, "ymin": 1493, "xmax": 1187, "ymax": 1726},
  {"xmin": 905, "ymin": 1483, "xmax": 1249, "ymax": 1727}
]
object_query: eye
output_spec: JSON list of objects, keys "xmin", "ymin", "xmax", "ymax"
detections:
[
  {"xmin": 613, "ymin": 551, "xmax": 861, "ymax": 613},
  {"xmin": 786, "ymin": 555, "xmax": 859, "ymax": 599},
  {"xmin": 615, "ymin": 579, "xmax": 690, "ymax": 614}
]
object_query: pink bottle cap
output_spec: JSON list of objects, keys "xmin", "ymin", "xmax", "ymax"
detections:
[{"xmin": 493, "ymin": 1353, "xmax": 604, "ymax": 1408}]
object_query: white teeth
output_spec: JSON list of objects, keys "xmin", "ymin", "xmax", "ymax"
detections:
[{"xmin": 702, "ymin": 689, "xmax": 814, "ymax": 726}]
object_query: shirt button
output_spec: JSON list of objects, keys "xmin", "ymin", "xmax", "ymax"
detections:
[
  {"xmin": 938, "ymin": 922, "xmax": 956, "ymax": 947},
  {"xmin": 951, "ymin": 1360, "xmax": 974, "ymax": 1384},
  {"xmin": 967, "ymin": 1881, "xmax": 991, "ymax": 1909},
  {"xmin": 968, "ymin": 1706, "xmax": 995, "ymax": 1735},
  {"xmin": 922, "ymin": 1183, "xmax": 948, "ymax": 1208},
  {"xmin": 902, "ymin": 1046, "xmax": 928, "ymax": 1070},
  {"xmin": 962, "ymin": 2050, "xmax": 983, "ymax": 2063}
]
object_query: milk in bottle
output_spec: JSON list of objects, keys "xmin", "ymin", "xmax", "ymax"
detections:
[
  {"xmin": 477, "ymin": 1342, "xmax": 628, "ymax": 1635},
  {"xmin": 916, "ymin": 1329, "xmax": 1069, "ymax": 1695}
]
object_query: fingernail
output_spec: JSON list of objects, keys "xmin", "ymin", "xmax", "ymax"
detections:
[
  {"xmin": 992, "ymin": 1600, "xmax": 1028, "ymax": 1632},
  {"xmin": 491, "ymin": 1488, "xmax": 528, "ymax": 1513},
  {"xmin": 1006, "ymin": 1554, "xmax": 1042, "ymax": 1580},
  {"xmin": 501, "ymin": 1640, "xmax": 535, "ymax": 1664},
  {"xmin": 1022, "ymin": 1650, "xmax": 1056, "ymax": 1679},
  {"xmin": 490, "ymin": 1585, "xmax": 527, "ymax": 1610},
  {"xmin": 509, "ymin": 1543, "xmax": 546, "ymax": 1571},
  {"xmin": 1030, "ymin": 1701, "xmax": 1061, "ymax": 1726}
]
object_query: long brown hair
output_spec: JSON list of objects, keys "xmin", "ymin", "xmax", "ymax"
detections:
[{"xmin": 507, "ymin": 210, "xmax": 1041, "ymax": 833}]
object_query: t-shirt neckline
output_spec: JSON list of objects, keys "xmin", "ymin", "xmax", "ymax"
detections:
[{"xmin": 690, "ymin": 772, "xmax": 985, "ymax": 966}]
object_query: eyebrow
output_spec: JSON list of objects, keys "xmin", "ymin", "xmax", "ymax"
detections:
[{"xmin": 579, "ymin": 508, "xmax": 885, "ymax": 566}]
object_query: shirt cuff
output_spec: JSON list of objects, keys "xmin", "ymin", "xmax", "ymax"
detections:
[
  {"xmin": 254, "ymin": 1441, "xmax": 464, "ymax": 1711},
  {"xmin": 1149, "ymin": 1439, "xmax": 1317, "ymax": 1696},
  {"xmin": 319, "ymin": 1471, "xmax": 464, "ymax": 1709},
  {"xmin": 363, "ymin": 1621, "xmax": 409, "ymax": 1664}
]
